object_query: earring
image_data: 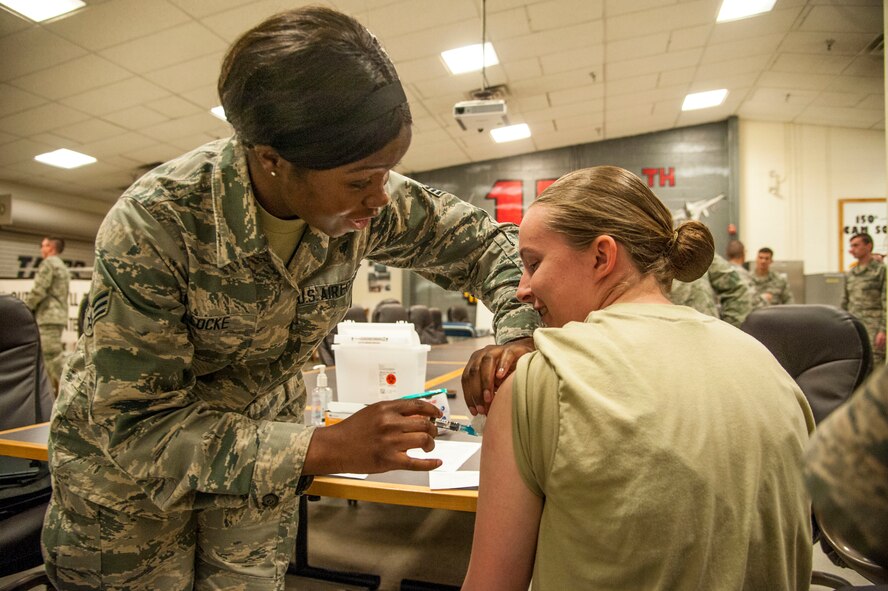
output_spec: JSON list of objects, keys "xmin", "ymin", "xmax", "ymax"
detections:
[{"xmin": 270, "ymin": 171, "xmax": 277, "ymax": 177}]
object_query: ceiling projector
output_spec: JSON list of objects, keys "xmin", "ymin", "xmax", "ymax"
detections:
[{"xmin": 453, "ymin": 99, "xmax": 508, "ymax": 132}]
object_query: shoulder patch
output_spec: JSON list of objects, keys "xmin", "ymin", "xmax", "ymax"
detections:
[
  {"xmin": 422, "ymin": 184, "xmax": 447, "ymax": 198},
  {"xmin": 83, "ymin": 289, "xmax": 111, "ymax": 337}
]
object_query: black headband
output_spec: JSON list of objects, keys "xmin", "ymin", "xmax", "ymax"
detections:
[{"xmin": 272, "ymin": 81, "xmax": 407, "ymax": 151}]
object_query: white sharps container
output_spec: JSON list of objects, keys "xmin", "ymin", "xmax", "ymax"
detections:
[{"xmin": 332, "ymin": 320, "xmax": 450, "ymax": 423}]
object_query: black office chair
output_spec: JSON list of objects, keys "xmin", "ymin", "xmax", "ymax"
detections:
[
  {"xmin": 424, "ymin": 308, "xmax": 449, "ymax": 345},
  {"xmin": 741, "ymin": 304, "xmax": 877, "ymax": 589},
  {"xmin": 0, "ymin": 295, "xmax": 55, "ymax": 590},
  {"xmin": 371, "ymin": 298, "xmax": 402, "ymax": 322},
  {"xmin": 344, "ymin": 305, "xmax": 368, "ymax": 323},
  {"xmin": 374, "ymin": 303, "xmax": 408, "ymax": 324},
  {"xmin": 446, "ymin": 305, "xmax": 470, "ymax": 323}
]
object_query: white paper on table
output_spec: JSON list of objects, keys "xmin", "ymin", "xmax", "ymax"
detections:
[
  {"xmin": 330, "ymin": 473, "xmax": 369, "ymax": 479},
  {"xmin": 428, "ymin": 470, "xmax": 479, "ymax": 490},
  {"xmin": 406, "ymin": 440, "xmax": 481, "ymax": 472}
]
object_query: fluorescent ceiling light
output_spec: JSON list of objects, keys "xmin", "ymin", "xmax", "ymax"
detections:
[
  {"xmin": 681, "ymin": 89, "xmax": 728, "ymax": 111},
  {"xmin": 491, "ymin": 123, "xmax": 531, "ymax": 143},
  {"xmin": 441, "ymin": 43, "xmax": 499, "ymax": 75},
  {"xmin": 0, "ymin": 0, "xmax": 85, "ymax": 22},
  {"xmin": 210, "ymin": 106, "xmax": 227, "ymax": 121},
  {"xmin": 716, "ymin": 0, "xmax": 776, "ymax": 22},
  {"xmin": 35, "ymin": 148, "xmax": 96, "ymax": 169}
]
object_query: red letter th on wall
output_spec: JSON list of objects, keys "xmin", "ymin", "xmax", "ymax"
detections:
[{"xmin": 485, "ymin": 180, "xmax": 524, "ymax": 225}]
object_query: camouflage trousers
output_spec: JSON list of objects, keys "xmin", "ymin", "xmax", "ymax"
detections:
[
  {"xmin": 859, "ymin": 318, "xmax": 886, "ymax": 366},
  {"xmin": 42, "ymin": 484, "xmax": 300, "ymax": 590},
  {"xmin": 38, "ymin": 324, "xmax": 65, "ymax": 389}
]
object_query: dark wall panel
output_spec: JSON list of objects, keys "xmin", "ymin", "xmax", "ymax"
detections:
[{"xmin": 404, "ymin": 118, "xmax": 738, "ymax": 319}]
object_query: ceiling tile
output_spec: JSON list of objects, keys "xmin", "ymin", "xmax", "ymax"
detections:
[
  {"xmin": 605, "ymin": 74, "xmax": 659, "ymax": 97},
  {"xmin": 360, "ymin": 0, "xmax": 477, "ymax": 39},
  {"xmin": 668, "ymin": 24, "xmax": 712, "ymax": 52},
  {"xmin": 757, "ymin": 71, "xmax": 834, "ymax": 91},
  {"xmin": 608, "ymin": 48, "xmax": 703, "ymax": 81},
  {"xmin": 796, "ymin": 105, "xmax": 883, "ymax": 128},
  {"xmin": 843, "ymin": 55, "xmax": 883, "ymax": 78},
  {"xmin": 825, "ymin": 75, "xmax": 884, "ymax": 95},
  {"xmin": 501, "ymin": 57, "xmax": 544, "ymax": 82},
  {"xmin": 604, "ymin": 0, "xmax": 681, "ymax": 19},
  {"xmin": 166, "ymin": 0, "xmax": 259, "ymax": 19},
  {"xmin": 812, "ymin": 91, "xmax": 866, "ymax": 108},
  {"xmin": 0, "ymin": 28, "xmax": 88, "ymax": 81},
  {"xmin": 539, "ymin": 46, "xmax": 604, "ymax": 76},
  {"xmin": 60, "ymin": 77, "xmax": 170, "ymax": 116},
  {"xmin": 711, "ymin": 7, "xmax": 803, "ymax": 43},
  {"xmin": 606, "ymin": 33, "xmax": 669, "ymax": 62},
  {"xmin": 180, "ymin": 85, "xmax": 224, "ymax": 109},
  {"xmin": 858, "ymin": 94, "xmax": 885, "ymax": 110},
  {"xmin": 122, "ymin": 142, "xmax": 184, "ymax": 165},
  {"xmin": 393, "ymin": 55, "xmax": 449, "ymax": 84},
  {"xmin": 81, "ymin": 131, "xmax": 157, "ymax": 159},
  {"xmin": 771, "ymin": 53, "xmax": 854, "ymax": 75},
  {"xmin": 511, "ymin": 93, "xmax": 550, "ymax": 111},
  {"xmin": 701, "ymin": 33, "xmax": 784, "ymax": 64},
  {"xmin": 46, "ymin": 0, "xmax": 192, "ymax": 51},
  {"xmin": 747, "ymin": 87, "xmax": 818, "ymax": 107},
  {"xmin": 0, "ymin": 84, "xmax": 48, "ymax": 117},
  {"xmin": 548, "ymin": 84, "xmax": 604, "ymax": 107},
  {"xmin": 144, "ymin": 96, "xmax": 203, "ymax": 119},
  {"xmin": 694, "ymin": 54, "xmax": 771, "ymax": 80},
  {"xmin": 143, "ymin": 52, "xmax": 225, "ymax": 93},
  {"xmin": 102, "ymin": 106, "xmax": 170, "ymax": 130},
  {"xmin": 54, "ymin": 118, "xmax": 129, "ymax": 144},
  {"xmin": 779, "ymin": 31, "xmax": 876, "ymax": 56},
  {"xmin": 0, "ymin": 137, "xmax": 61, "ymax": 166},
  {"xmin": 493, "ymin": 20, "xmax": 603, "ymax": 62},
  {"xmin": 138, "ymin": 112, "xmax": 226, "ymax": 142},
  {"xmin": 98, "ymin": 22, "xmax": 227, "ymax": 74},
  {"xmin": 658, "ymin": 66, "xmax": 695, "ymax": 87},
  {"xmin": 201, "ymin": 0, "xmax": 325, "ymax": 43},
  {"xmin": 799, "ymin": 5, "xmax": 882, "ymax": 34},
  {"xmin": 0, "ymin": 103, "xmax": 91, "ymax": 136},
  {"xmin": 0, "ymin": 7, "xmax": 30, "ymax": 37},
  {"xmin": 508, "ymin": 67, "xmax": 598, "ymax": 96},
  {"xmin": 9, "ymin": 54, "xmax": 131, "ymax": 101},
  {"xmin": 527, "ymin": 0, "xmax": 602, "ymax": 31},
  {"xmin": 606, "ymin": 0, "xmax": 715, "ymax": 42}
]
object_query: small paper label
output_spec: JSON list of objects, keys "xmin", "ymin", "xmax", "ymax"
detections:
[{"xmin": 378, "ymin": 366, "xmax": 398, "ymax": 399}]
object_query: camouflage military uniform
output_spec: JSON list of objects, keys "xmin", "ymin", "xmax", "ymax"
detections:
[
  {"xmin": 841, "ymin": 259, "xmax": 886, "ymax": 365},
  {"xmin": 805, "ymin": 364, "xmax": 888, "ymax": 567},
  {"xmin": 669, "ymin": 254, "xmax": 754, "ymax": 327},
  {"xmin": 23, "ymin": 253, "xmax": 69, "ymax": 385},
  {"xmin": 43, "ymin": 136, "xmax": 538, "ymax": 590},
  {"xmin": 750, "ymin": 270, "xmax": 794, "ymax": 306}
]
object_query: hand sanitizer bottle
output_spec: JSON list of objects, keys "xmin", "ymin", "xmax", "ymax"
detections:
[{"xmin": 311, "ymin": 364, "xmax": 332, "ymax": 426}]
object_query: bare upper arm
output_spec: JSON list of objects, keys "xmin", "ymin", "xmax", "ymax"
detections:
[{"xmin": 462, "ymin": 373, "xmax": 544, "ymax": 591}]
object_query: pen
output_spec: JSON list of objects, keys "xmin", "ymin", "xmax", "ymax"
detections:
[{"xmin": 399, "ymin": 388, "xmax": 448, "ymax": 400}]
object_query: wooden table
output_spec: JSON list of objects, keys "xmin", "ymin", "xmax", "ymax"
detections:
[{"xmin": 0, "ymin": 337, "xmax": 490, "ymax": 591}]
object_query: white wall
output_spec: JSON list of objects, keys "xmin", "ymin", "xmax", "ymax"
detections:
[
  {"xmin": 739, "ymin": 121, "xmax": 886, "ymax": 274},
  {"xmin": 0, "ymin": 180, "xmax": 109, "ymax": 241},
  {"xmin": 350, "ymin": 259, "xmax": 404, "ymax": 316}
]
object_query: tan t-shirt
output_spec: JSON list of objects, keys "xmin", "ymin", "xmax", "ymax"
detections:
[
  {"xmin": 512, "ymin": 303, "xmax": 815, "ymax": 590},
  {"xmin": 255, "ymin": 200, "xmax": 307, "ymax": 265}
]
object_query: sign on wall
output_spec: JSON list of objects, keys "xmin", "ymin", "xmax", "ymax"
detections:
[{"xmin": 839, "ymin": 198, "xmax": 887, "ymax": 272}]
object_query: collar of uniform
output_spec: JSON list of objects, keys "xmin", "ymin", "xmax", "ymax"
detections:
[{"xmin": 210, "ymin": 136, "xmax": 266, "ymax": 267}]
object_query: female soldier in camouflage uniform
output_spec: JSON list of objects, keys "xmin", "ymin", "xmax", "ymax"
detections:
[{"xmin": 42, "ymin": 7, "xmax": 537, "ymax": 590}]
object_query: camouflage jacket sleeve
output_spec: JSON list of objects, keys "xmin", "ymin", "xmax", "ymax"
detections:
[
  {"xmin": 780, "ymin": 275, "xmax": 795, "ymax": 305},
  {"xmin": 879, "ymin": 263, "xmax": 886, "ymax": 332},
  {"xmin": 23, "ymin": 257, "xmax": 52, "ymax": 312},
  {"xmin": 86, "ymin": 198, "xmax": 313, "ymax": 512},
  {"xmin": 365, "ymin": 173, "xmax": 539, "ymax": 344},
  {"xmin": 805, "ymin": 365, "xmax": 888, "ymax": 566},
  {"xmin": 707, "ymin": 254, "xmax": 754, "ymax": 327}
]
